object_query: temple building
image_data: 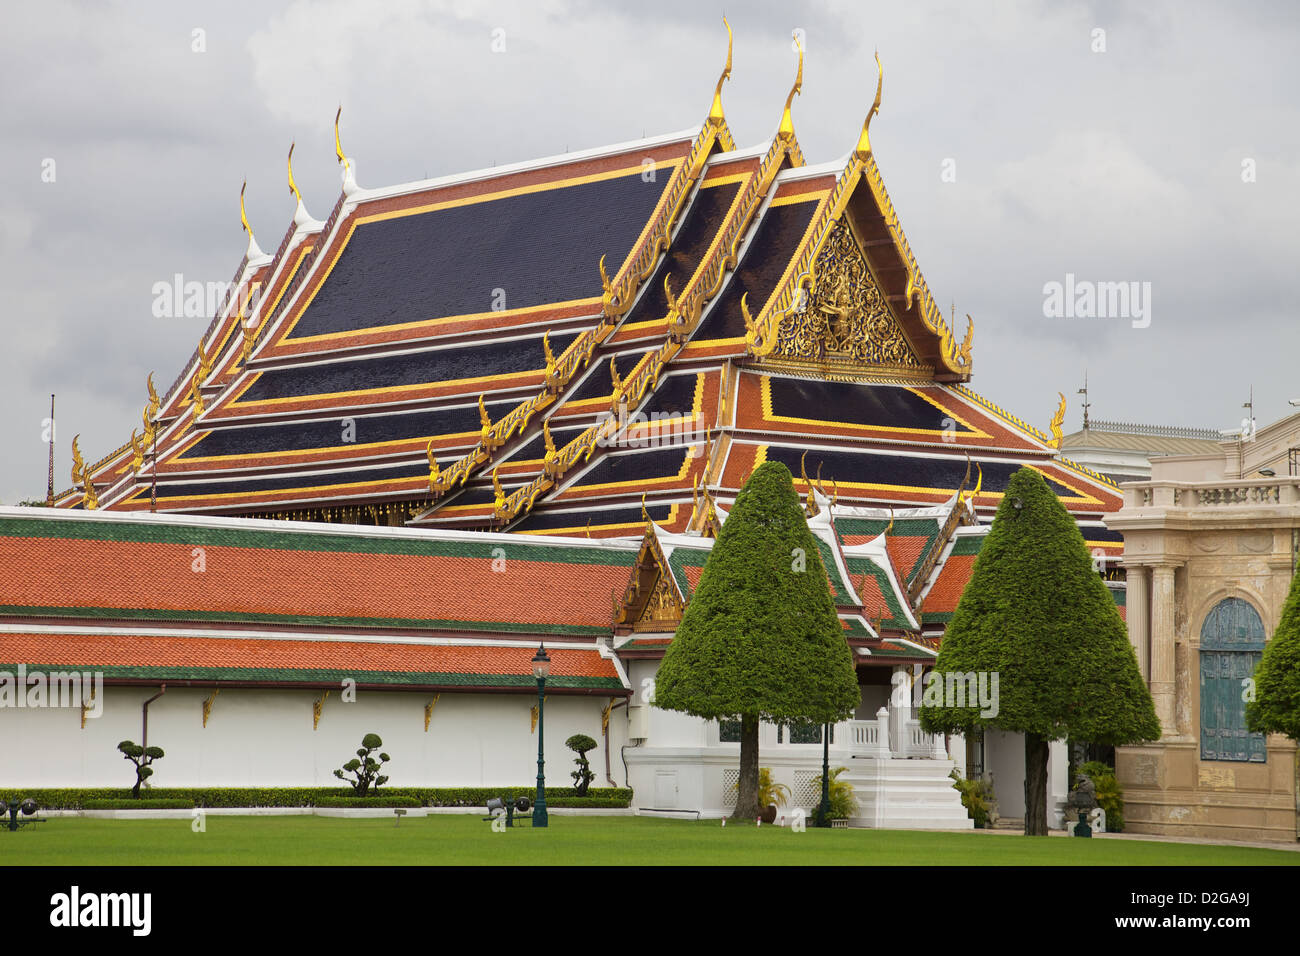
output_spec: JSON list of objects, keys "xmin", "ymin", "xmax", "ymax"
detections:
[{"xmin": 17, "ymin": 29, "xmax": 1127, "ymax": 824}]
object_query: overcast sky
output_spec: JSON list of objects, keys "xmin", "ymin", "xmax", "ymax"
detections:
[{"xmin": 2, "ymin": 0, "xmax": 1297, "ymax": 503}]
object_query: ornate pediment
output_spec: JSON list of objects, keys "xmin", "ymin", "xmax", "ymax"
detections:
[
  {"xmin": 614, "ymin": 525, "xmax": 686, "ymax": 631},
  {"xmin": 767, "ymin": 220, "xmax": 927, "ymax": 376}
]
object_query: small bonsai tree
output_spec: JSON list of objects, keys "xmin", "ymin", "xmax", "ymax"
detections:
[
  {"xmin": 117, "ymin": 740, "xmax": 164, "ymax": 799},
  {"xmin": 566, "ymin": 734, "xmax": 598, "ymax": 796},
  {"xmin": 333, "ymin": 733, "xmax": 390, "ymax": 796}
]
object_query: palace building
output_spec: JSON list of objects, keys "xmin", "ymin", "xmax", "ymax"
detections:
[{"xmin": 14, "ymin": 29, "xmax": 1129, "ymax": 824}]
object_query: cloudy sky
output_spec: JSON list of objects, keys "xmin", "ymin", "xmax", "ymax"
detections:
[{"xmin": 2, "ymin": 0, "xmax": 1297, "ymax": 503}]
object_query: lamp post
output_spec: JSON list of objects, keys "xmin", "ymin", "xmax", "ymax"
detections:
[
  {"xmin": 815, "ymin": 722, "xmax": 832, "ymax": 827},
  {"xmin": 532, "ymin": 643, "xmax": 550, "ymax": 828}
]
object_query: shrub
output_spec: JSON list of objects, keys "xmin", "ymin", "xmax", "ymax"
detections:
[
  {"xmin": 949, "ymin": 770, "xmax": 992, "ymax": 827},
  {"xmin": 0, "ymin": 786, "xmax": 634, "ymax": 810},
  {"xmin": 315, "ymin": 796, "xmax": 420, "ymax": 809},
  {"xmin": 83, "ymin": 799, "xmax": 194, "ymax": 810},
  {"xmin": 333, "ymin": 733, "xmax": 390, "ymax": 796},
  {"xmin": 1078, "ymin": 761, "xmax": 1125, "ymax": 832},
  {"xmin": 565, "ymin": 734, "xmax": 598, "ymax": 796},
  {"xmin": 811, "ymin": 766, "xmax": 857, "ymax": 821}
]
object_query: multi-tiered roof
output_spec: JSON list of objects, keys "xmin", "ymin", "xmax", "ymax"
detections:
[{"xmin": 57, "ymin": 27, "xmax": 1122, "ymax": 587}]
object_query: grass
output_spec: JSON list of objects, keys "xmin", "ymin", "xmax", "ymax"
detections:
[{"xmin": 1, "ymin": 815, "xmax": 1297, "ymax": 866}]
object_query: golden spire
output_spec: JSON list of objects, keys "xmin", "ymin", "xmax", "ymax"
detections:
[
  {"xmin": 854, "ymin": 51, "xmax": 884, "ymax": 160},
  {"xmin": 288, "ymin": 142, "xmax": 302, "ymax": 203},
  {"xmin": 240, "ymin": 180, "xmax": 252, "ymax": 237},
  {"xmin": 778, "ymin": 31, "xmax": 804, "ymax": 141},
  {"xmin": 708, "ymin": 16, "xmax": 733, "ymax": 127},
  {"xmin": 130, "ymin": 429, "xmax": 144, "ymax": 474},
  {"xmin": 491, "ymin": 466, "xmax": 505, "ymax": 511},
  {"xmin": 1048, "ymin": 392, "xmax": 1067, "ymax": 449},
  {"xmin": 334, "ymin": 106, "xmax": 348, "ymax": 169}
]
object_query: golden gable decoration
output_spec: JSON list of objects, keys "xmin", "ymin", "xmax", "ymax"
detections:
[{"xmin": 771, "ymin": 220, "xmax": 924, "ymax": 373}]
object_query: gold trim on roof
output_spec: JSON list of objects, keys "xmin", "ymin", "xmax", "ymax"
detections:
[
  {"xmin": 854, "ymin": 52, "xmax": 884, "ymax": 160},
  {"xmin": 288, "ymin": 142, "xmax": 302, "ymax": 203}
]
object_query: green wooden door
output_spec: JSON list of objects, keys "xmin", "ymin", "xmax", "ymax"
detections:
[{"xmin": 1199, "ymin": 598, "xmax": 1266, "ymax": 762}]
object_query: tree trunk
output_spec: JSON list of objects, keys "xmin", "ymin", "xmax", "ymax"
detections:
[
  {"xmin": 733, "ymin": 713, "xmax": 761, "ymax": 820},
  {"xmin": 1023, "ymin": 732, "xmax": 1049, "ymax": 836}
]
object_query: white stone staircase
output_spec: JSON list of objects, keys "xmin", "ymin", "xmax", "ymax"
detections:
[{"xmin": 841, "ymin": 757, "xmax": 974, "ymax": 830}]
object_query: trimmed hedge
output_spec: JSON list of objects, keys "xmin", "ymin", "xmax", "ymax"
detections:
[
  {"xmin": 0, "ymin": 787, "xmax": 633, "ymax": 810},
  {"xmin": 83, "ymin": 799, "xmax": 195, "ymax": 810},
  {"xmin": 316, "ymin": 796, "xmax": 421, "ymax": 809}
]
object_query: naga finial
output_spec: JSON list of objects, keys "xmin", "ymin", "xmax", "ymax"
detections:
[
  {"xmin": 71, "ymin": 434, "xmax": 85, "ymax": 487},
  {"xmin": 963, "ymin": 463, "xmax": 983, "ymax": 504},
  {"xmin": 130, "ymin": 429, "xmax": 144, "ymax": 474},
  {"xmin": 543, "ymin": 419, "xmax": 557, "ymax": 458},
  {"xmin": 146, "ymin": 372, "xmax": 160, "ymax": 418},
  {"xmin": 426, "ymin": 439, "xmax": 441, "ymax": 490},
  {"xmin": 288, "ymin": 142, "xmax": 302, "ymax": 203},
  {"xmin": 542, "ymin": 331, "xmax": 556, "ymax": 376},
  {"xmin": 708, "ymin": 16, "xmax": 733, "ymax": 127},
  {"xmin": 1049, "ymin": 392, "xmax": 1067, "ymax": 449},
  {"xmin": 854, "ymin": 51, "xmax": 884, "ymax": 159},
  {"xmin": 778, "ymin": 31, "xmax": 804, "ymax": 141},
  {"xmin": 609, "ymin": 356, "xmax": 622, "ymax": 393},
  {"xmin": 641, "ymin": 492, "xmax": 650, "ymax": 524},
  {"xmin": 959, "ymin": 313, "xmax": 974, "ymax": 367},
  {"xmin": 491, "ymin": 467, "xmax": 505, "ymax": 511}
]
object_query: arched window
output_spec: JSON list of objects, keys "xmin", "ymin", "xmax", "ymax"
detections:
[{"xmin": 1199, "ymin": 598, "xmax": 1266, "ymax": 762}]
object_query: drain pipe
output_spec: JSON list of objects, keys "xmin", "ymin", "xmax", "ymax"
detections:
[
  {"xmin": 605, "ymin": 699, "xmax": 629, "ymax": 788},
  {"xmin": 142, "ymin": 684, "xmax": 167, "ymax": 751}
]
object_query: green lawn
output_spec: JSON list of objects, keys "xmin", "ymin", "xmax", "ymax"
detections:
[{"xmin": 1, "ymin": 815, "xmax": 1297, "ymax": 865}]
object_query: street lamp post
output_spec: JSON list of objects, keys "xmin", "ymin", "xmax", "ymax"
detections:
[
  {"xmin": 532, "ymin": 644, "xmax": 550, "ymax": 828},
  {"xmin": 816, "ymin": 721, "xmax": 832, "ymax": 827}
]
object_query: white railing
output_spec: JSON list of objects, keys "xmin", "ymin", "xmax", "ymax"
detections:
[{"xmin": 846, "ymin": 711, "xmax": 947, "ymax": 760}]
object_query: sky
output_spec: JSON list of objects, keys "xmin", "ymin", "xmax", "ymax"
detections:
[{"xmin": 2, "ymin": 0, "xmax": 1297, "ymax": 503}]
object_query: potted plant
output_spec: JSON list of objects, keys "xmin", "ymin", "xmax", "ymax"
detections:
[
  {"xmin": 734, "ymin": 767, "xmax": 790, "ymax": 823},
  {"xmin": 811, "ymin": 766, "xmax": 858, "ymax": 826}
]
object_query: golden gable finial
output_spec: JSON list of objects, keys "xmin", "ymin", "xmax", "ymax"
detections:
[
  {"xmin": 146, "ymin": 372, "xmax": 160, "ymax": 419},
  {"xmin": 963, "ymin": 463, "xmax": 983, "ymax": 504},
  {"xmin": 854, "ymin": 51, "xmax": 884, "ymax": 160},
  {"xmin": 959, "ymin": 314, "xmax": 974, "ymax": 367},
  {"xmin": 778, "ymin": 31, "xmax": 804, "ymax": 141},
  {"xmin": 71, "ymin": 434, "xmax": 85, "ymax": 488},
  {"xmin": 708, "ymin": 16, "xmax": 733, "ymax": 127},
  {"xmin": 609, "ymin": 356, "xmax": 622, "ymax": 393},
  {"xmin": 334, "ymin": 106, "xmax": 348, "ymax": 169},
  {"xmin": 288, "ymin": 142, "xmax": 302, "ymax": 203},
  {"xmin": 1048, "ymin": 393, "xmax": 1066, "ymax": 449},
  {"xmin": 239, "ymin": 180, "xmax": 253, "ymax": 238}
]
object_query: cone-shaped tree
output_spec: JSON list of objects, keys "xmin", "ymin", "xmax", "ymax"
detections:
[
  {"xmin": 919, "ymin": 467, "xmax": 1159, "ymax": 835},
  {"xmin": 1246, "ymin": 570, "xmax": 1300, "ymax": 741},
  {"xmin": 653, "ymin": 461, "xmax": 860, "ymax": 819}
]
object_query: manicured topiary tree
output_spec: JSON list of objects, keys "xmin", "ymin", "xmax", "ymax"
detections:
[
  {"xmin": 1246, "ymin": 569, "xmax": 1300, "ymax": 742},
  {"xmin": 333, "ymin": 733, "xmax": 390, "ymax": 796},
  {"xmin": 653, "ymin": 461, "xmax": 860, "ymax": 820},
  {"xmin": 566, "ymin": 734, "xmax": 598, "ymax": 796},
  {"xmin": 919, "ymin": 467, "xmax": 1159, "ymax": 835},
  {"xmin": 117, "ymin": 740, "xmax": 164, "ymax": 799}
]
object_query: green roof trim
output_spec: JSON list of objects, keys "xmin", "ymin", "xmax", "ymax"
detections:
[
  {"xmin": 0, "ymin": 515, "xmax": 637, "ymax": 568},
  {"xmin": 835, "ymin": 517, "xmax": 941, "ymax": 584},
  {"xmin": 949, "ymin": 533, "xmax": 986, "ymax": 557},
  {"xmin": 0, "ymin": 662, "xmax": 622, "ymax": 690},
  {"xmin": 0, "ymin": 604, "xmax": 610, "ymax": 637},
  {"xmin": 843, "ymin": 558, "xmax": 908, "ymax": 628}
]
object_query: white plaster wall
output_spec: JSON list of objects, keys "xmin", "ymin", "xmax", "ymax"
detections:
[{"xmin": 0, "ymin": 686, "xmax": 623, "ymax": 790}]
